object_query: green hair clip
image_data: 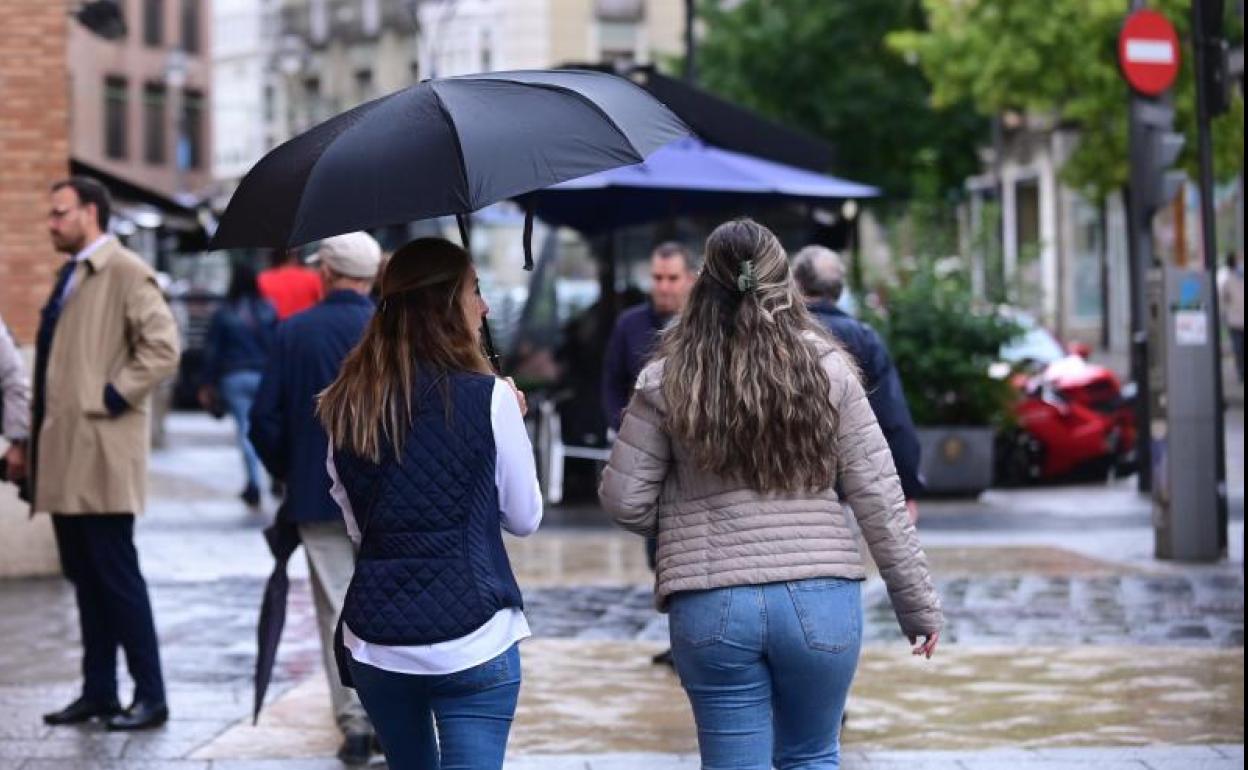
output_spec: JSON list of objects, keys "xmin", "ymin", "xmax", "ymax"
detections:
[{"xmin": 737, "ymin": 260, "xmax": 758, "ymax": 293}]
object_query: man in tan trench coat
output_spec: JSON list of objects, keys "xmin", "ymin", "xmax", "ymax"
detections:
[{"xmin": 30, "ymin": 177, "xmax": 180, "ymax": 731}]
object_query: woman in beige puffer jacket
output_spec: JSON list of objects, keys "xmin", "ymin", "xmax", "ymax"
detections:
[{"xmin": 599, "ymin": 219, "xmax": 942, "ymax": 770}]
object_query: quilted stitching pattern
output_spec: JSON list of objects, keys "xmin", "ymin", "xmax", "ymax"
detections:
[
  {"xmin": 338, "ymin": 372, "xmax": 523, "ymax": 645},
  {"xmin": 599, "ymin": 348, "xmax": 944, "ymax": 638}
]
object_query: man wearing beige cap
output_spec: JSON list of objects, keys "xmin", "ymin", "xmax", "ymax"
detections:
[{"xmin": 249, "ymin": 232, "xmax": 380, "ymax": 765}]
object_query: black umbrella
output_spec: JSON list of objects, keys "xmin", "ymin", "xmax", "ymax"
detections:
[
  {"xmin": 253, "ymin": 509, "xmax": 301, "ymax": 724},
  {"xmin": 210, "ymin": 69, "xmax": 691, "ymax": 269}
]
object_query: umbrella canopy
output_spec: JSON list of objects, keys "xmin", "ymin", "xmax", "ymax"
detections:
[
  {"xmin": 210, "ymin": 69, "xmax": 691, "ymax": 263},
  {"xmin": 531, "ymin": 137, "xmax": 880, "ymax": 233}
]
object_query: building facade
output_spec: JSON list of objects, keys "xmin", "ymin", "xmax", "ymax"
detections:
[
  {"xmin": 0, "ymin": 0, "xmax": 71, "ymax": 576},
  {"xmin": 271, "ymin": 0, "xmax": 420, "ymax": 143},
  {"xmin": 962, "ymin": 111, "xmax": 1242, "ymax": 355},
  {"xmin": 68, "ymin": 0, "xmax": 214, "ymax": 202},
  {"xmin": 416, "ymin": 0, "xmax": 685, "ymax": 80},
  {"xmin": 212, "ymin": 0, "xmax": 278, "ymax": 188},
  {"xmin": 0, "ymin": 0, "xmax": 72, "ymax": 343},
  {"xmin": 962, "ymin": 115, "xmax": 1132, "ymax": 352}
]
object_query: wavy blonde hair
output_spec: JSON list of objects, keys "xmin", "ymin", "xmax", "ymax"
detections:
[
  {"xmin": 317, "ymin": 238, "xmax": 491, "ymax": 463},
  {"xmin": 659, "ymin": 219, "xmax": 842, "ymax": 493}
]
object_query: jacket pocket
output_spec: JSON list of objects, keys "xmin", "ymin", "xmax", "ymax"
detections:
[
  {"xmin": 786, "ymin": 577, "xmax": 862, "ymax": 653},
  {"xmin": 669, "ymin": 587, "xmax": 733, "ymax": 649}
]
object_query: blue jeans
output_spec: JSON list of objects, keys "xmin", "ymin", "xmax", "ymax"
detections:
[
  {"xmin": 219, "ymin": 370, "xmax": 262, "ymax": 489},
  {"xmin": 347, "ymin": 644, "xmax": 522, "ymax": 770},
  {"xmin": 669, "ymin": 578, "xmax": 863, "ymax": 770}
]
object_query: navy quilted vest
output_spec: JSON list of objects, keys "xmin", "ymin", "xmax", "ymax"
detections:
[{"xmin": 335, "ymin": 370, "xmax": 524, "ymax": 645}]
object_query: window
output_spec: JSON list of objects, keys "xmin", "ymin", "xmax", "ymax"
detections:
[
  {"xmin": 303, "ymin": 75, "xmax": 322, "ymax": 125},
  {"xmin": 480, "ymin": 29, "xmax": 493, "ymax": 72},
  {"xmin": 143, "ymin": 0, "xmax": 163, "ymax": 47},
  {"xmin": 362, "ymin": 0, "xmax": 381, "ymax": 36},
  {"xmin": 310, "ymin": 0, "xmax": 328, "ymax": 44},
  {"xmin": 263, "ymin": 83, "xmax": 275, "ymax": 123},
  {"xmin": 598, "ymin": 21, "xmax": 638, "ymax": 69},
  {"xmin": 182, "ymin": 89, "xmax": 204, "ymax": 170},
  {"xmin": 104, "ymin": 76, "xmax": 128, "ymax": 160},
  {"xmin": 354, "ymin": 69, "xmax": 374, "ymax": 102},
  {"xmin": 143, "ymin": 83, "xmax": 167, "ymax": 164},
  {"xmin": 180, "ymin": 0, "xmax": 200, "ymax": 54}
]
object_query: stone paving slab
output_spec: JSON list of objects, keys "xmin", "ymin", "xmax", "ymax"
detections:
[
  {"xmin": 4, "ymin": 561, "xmax": 1235, "ymax": 699},
  {"xmin": 498, "ymin": 745, "xmax": 1247, "ymax": 770}
]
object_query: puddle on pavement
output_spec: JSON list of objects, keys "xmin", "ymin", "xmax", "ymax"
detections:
[
  {"xmin": 921, "ymin": 546, "xmax": 1137, "ymax": 577},
  {"xmin": 506, "ymin": 532, "xmax": 655, "ymax": 587},
  {"xmin": 844, "ymin": 644, "xmax": 1242, "ymax": 749},
  {"xmin": 504, "ymin": 531, "xmax": 1134, "ymax": 588},
  {"xmin": 197, "ymin": 639, "xmax": 1243, "ymax": 758}
]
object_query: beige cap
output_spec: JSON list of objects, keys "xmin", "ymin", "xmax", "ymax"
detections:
[{"xmin": 310, "ymin": 232, "xmax": 381, "ymax": 279}]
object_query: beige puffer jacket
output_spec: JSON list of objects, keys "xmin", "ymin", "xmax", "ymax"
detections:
[{"xmin": 599, "ymin": 344, "xmax": 943, "ymax": 639}]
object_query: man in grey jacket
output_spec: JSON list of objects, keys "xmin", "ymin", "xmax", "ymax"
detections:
[{"xmin": 0, "ymin": 315, "xmax": 31, "ymax": 489}]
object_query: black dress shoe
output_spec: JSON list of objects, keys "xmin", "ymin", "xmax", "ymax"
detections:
[
  {"xmin": 105, "ymin": 700, "xmax": 169, "ymax": 731},
  {"xmin": 651, "ymin": 648, "xmax": 675, "ymax": 667},
  {"xmin": 43, "ymin": 696, "xmax": 122, "ymax": 726},
  {"xmin": 337, "ymin": 732, "xmax": 373, "ymax": 766}
]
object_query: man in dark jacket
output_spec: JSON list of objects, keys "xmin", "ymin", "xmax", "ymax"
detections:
[
  {"xmin": 248, "ymin": 232, "xmax": 379, "ymax": 766},
  {"xmin": 602, "ymin": 242, "xmax": 698, "ymax": 432},
  {"xmin": 793, "ymin": 245, "xmax": 923, "ymax": 522}
]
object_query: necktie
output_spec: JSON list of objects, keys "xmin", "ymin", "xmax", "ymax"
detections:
[{"xmin": 31, "ymin": 260, "xmax": 79, "ymax": 438}]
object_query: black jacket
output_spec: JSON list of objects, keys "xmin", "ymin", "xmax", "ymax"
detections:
[{"xmin": 808, "ymin": 301, "xmax": 924, "ymax": 498}]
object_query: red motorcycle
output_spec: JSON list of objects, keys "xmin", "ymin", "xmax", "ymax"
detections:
[{"xmin": 994, "ymin": 319, "xmax": 1138, "ymax": 485}]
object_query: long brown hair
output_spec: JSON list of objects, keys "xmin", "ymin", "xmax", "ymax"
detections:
[
  {"xmin": 659, "ymin": 219, "xmax": 842, "ymax": 493},
  {"xmin": 317, "ymin": 238, "xmax": 491, "ymax": 462}
]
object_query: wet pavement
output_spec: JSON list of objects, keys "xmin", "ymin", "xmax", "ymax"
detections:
[{"xmin": 0, "ymin": 411, "xmax": 1242, "ymax": 769}]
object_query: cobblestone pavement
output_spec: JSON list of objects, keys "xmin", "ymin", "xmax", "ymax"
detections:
[{"xmin": 0, "ymin": 412, "xmax": 1241, "ymax": 769}]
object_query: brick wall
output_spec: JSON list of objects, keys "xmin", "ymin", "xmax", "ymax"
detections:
[{"xmin": 0, "ymin": 0, "xmax": 70, "ymax": 344}]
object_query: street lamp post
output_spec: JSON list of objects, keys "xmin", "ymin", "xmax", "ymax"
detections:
[{"xmin": 164, "ymin": 48, "xmax": 189, "ymax": 201}]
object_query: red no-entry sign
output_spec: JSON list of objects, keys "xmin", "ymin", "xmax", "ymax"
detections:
[{"xmin": 1119, "ymin": 9, "xmax": 1181, "ymax": 96}]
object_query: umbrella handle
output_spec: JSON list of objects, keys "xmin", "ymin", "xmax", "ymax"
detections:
[
  {"xmin": 482, "ymin": 319, "xmax": 501, "ymax": 374},
  {"xmin": 456, "ymin": 213, "xmax": 471, "ymax": 251},
  {"xmin": 522, "ymin": 197, "xmax": 535, "ymax": 271}
]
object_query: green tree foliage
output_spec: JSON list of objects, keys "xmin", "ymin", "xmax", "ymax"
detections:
[
  {"xmin": 697, "ymin": 0, "xmax": 986, "ymax": 198},
  {"xmin": 889, "ymin": 0, "xmax": 1245, "ymax": 202}
]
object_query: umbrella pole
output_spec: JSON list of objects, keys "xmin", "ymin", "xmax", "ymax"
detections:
[
  {"xmin": 598, "ymin": 232, "xmax": 619, "ymax": 352},
  {"xmin": 457, "ymin": 212, "xmax": 502, "ymax": 373}
]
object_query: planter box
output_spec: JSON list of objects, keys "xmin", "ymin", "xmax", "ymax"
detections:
[{"xmin": 916, "ymin": 425, "xmax": 995, "ymax": 496}]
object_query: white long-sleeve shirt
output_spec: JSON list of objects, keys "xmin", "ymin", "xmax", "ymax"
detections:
[
  {"xmin": 327, "ymin": 377, "xmax": 542, "ymax": 675},
  {"xmin": 0, "ymin": 317, "xmax": 31, "ymax": 441}
]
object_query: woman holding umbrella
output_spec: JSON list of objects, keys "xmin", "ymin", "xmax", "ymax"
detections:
[{"xmin": 317, "ymin": 237, "xmax": 541, "ymax": 769}]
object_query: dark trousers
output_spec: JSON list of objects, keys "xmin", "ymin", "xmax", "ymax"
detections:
[
  {"xmin": 1230, "ymin": 328, "xmax": 1245, "ymax": 383},
  {"xmin": 52, "ymin": 514, "xmax": 166, "ymax": 704}
]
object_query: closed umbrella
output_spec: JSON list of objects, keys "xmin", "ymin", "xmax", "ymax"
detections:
[{"xmin": 252, "ymin": 510, "xmax": 300, "ymax": 724}]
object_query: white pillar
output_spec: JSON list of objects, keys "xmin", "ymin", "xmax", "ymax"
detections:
[{"xmin": 1039, "ymin": 149, "xmax": 1061, "ymax": 328}]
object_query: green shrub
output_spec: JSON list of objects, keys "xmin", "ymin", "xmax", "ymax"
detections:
[{"xmin": 871, "ymin": 261, "xmax": 1022, "ymax": 427}]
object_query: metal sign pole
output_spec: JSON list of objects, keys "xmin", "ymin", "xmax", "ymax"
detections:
[
  {"xmin": 1190, "ymin": 0, "xmax": 1230, "ymax": 553},
  {"xmin": 1125, "ymin": 0, "xmax": 1153, "ymax": 492}
]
